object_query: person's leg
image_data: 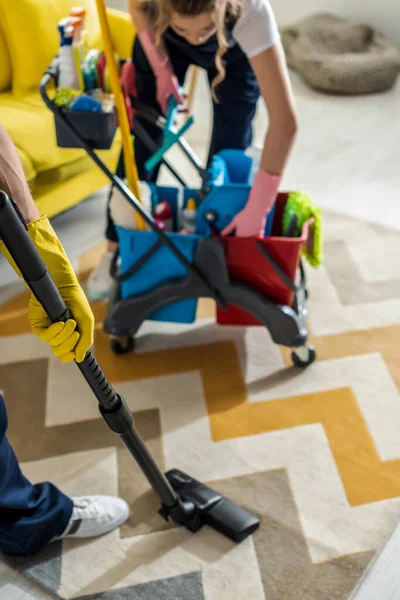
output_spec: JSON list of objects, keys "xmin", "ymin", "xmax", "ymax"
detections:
[
  {"xmin": 87, "ymin": 36, "xmax": 191, "ymax": 301},
  {"xmin": 133, "ymin": 38, "xmax": 164, "ymax": 182},
  {"xmin": 0, "ymin": 394, "xmax": 73, "ymax": 556},
  {"xmin": 206, "ymin": 53, "xmax": 260, "ymax": 164},
  {"xmin": 86, "ymin": 152, "xmax": 123, "ymax": 301},
  {"xmin": 0, "ymin": 394, "xmax": 129, "ymax": 557},
  {"xmin": 106, "ymin": 150, "xmax": 125, "ymax": 248},
  {"xmin": 88, "ymin": 31, "xmax": 193, "ymax": 301}
]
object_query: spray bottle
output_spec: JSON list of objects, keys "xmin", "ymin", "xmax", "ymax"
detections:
[
  {"xmin": 71, "ymin": 17, "xmax": 85, "ymax": 91},
  {"xmin": 58, "ymin": 20, "xmax": 80, "ymax": 90},
  {"xmin": 70, "ymin": 7, "xmax": 88, "ymax": 58}
]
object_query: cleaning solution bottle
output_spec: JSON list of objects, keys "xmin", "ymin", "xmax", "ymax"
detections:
[
  {"xmin": 153, "ymin": 201, "xmax": 173, "ymax": 232},
  {"xmin": 70, "ymin": 7, "xmax": 88, "ymax": 58},
  {"xmin": 58, "ymin": 21, "xmax": 80, "ymax": 90},
  {"xmin": 71, "ymin": 16, "xmax": 85, "ymax": 91},
  {"xmin": 180, "ymin": 198, "xmax": 197, "ymax": 234}
]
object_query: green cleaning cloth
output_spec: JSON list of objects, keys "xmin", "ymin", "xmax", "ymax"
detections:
[{"xmin": 283, "ymin": 190, "xmax": 323, "ymax": 267}]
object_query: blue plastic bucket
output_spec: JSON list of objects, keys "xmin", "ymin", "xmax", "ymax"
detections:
[{"xmin": 117, "ymin": 226, "xmax": 200, "ymax": 324}]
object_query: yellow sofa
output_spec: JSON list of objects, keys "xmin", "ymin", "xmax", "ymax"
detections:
[{"xmin": 0, "ymin": 0, "xmax": 135, "ymax": 217}]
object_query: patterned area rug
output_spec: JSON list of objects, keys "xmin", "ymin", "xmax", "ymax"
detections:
[{"xmin": 2, "ymin": 210, "xmax": 400, "ymax": 599}]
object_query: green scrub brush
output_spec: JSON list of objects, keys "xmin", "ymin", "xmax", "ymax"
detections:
[{"xmin": 283, "ymin": 190, "xmax": 323, "ymax": 267}]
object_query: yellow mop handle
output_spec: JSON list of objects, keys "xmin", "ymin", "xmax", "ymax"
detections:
[{"xmin": 95, "ymin": 0, "xmax": 145, "ymax": 230}]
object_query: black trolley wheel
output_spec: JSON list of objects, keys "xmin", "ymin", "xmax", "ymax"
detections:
[
  {"xmin": 110, "ymin": 336, "xmax": 135, "ymax": 355},
  {"xmin": 291, "ymin": 344, "xmax": 316, "ymax": 368}
]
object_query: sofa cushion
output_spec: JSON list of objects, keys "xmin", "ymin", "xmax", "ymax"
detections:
[
  {"xmin": 0, "ymin": 92, "xmax": 87, "ymax": 173},
  {"xmin": 0, "ymin": 23, "xmax": 11, "ymax": 91},
  {"xmin": 0, "ymin": 0, "xmax": 102, "ymax": 93}
]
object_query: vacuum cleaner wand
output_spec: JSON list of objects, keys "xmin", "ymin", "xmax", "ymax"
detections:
[{"xmin": 0, "ymin": 191, "xmax": 260, "ymax": 543}]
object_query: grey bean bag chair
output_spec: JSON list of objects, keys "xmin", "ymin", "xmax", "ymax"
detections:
[{"xmin": 281, "ymin": 13, "xmax": 400, "ymax": 94}]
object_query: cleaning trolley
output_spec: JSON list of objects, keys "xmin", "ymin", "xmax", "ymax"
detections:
[{"xmin": 40, "ymin": 6, "xmax": 322, "ymax": 369}]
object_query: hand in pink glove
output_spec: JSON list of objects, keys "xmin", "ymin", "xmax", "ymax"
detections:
[
  {"xmin": 221, "ymin": 170, "xmax": 281, "ymax": 238},
  {"xmin": 139, "ymin": 29, "xmax": 184, "ymax": 115},
  {"xmin": 120, "ymin": 61, "xmax": 137, "ymax": 129}
]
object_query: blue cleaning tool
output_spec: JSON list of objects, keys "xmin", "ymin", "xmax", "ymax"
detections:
[{"xmin": 145, "ymin": 95, "xmax": 194, "ymax": 173}]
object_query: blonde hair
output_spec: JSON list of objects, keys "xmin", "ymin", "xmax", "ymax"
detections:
[{"xmin": 152, "ymin": 0, "xmax": 242, "ymax": 100}]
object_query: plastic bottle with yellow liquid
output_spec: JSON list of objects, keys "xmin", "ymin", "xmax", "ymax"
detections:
[{"xmin": 180, "ymin": 198, "xmax": 197, "ymax": 234}]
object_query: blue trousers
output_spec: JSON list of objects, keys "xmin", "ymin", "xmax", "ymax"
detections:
[
  {"xmin": 106, "ymin": 26, "xmax": 260, "ymax": 243},
  {"xmin": 0, "ymin": 395, "xmax": 72, "ymax": 556}
]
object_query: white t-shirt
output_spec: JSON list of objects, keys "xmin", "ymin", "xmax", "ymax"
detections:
[{"xmin": 232, "ymin": 0, "xmax": 280, "ymax": 58}]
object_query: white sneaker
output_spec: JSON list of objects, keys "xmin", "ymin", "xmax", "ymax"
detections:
[
  {"xmin": 86, "ymin": 251, "xmax": 114, "ymax": 301},
  {"xmin": 53, "ymin": 496, "xmax": 129, "ymax": 542}
]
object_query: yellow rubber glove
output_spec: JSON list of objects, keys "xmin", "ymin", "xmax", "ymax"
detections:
[{"xmin": 0, "ymin": 216, "xmax": 94, "ymax": 363}]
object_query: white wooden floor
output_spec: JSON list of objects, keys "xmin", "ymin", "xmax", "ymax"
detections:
[
  {"xmin": 350, "ymin": 521, "xmax": 400, "ymax": 600},
  {"xmin": 1, "ymin": 70, "xmax": 400, "ymax": 599}
]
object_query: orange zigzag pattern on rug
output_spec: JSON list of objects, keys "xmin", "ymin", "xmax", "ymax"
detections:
[
  {"xmin": 2, "ymin": 287, "xmax": 400, "ymax": 508},
  {"xmin": 92, "ymin": 329, "xmax": 400, "ymax": 508}
]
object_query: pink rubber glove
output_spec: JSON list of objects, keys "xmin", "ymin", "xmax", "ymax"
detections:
[
  {"xmin": 120, "ymin": 61, "xmax": 137, "ymax": 129},
  {"xmin": 139, "ymin": 29, "xmax": 184, "ymax": 115},
  {"xmin": 221, "ymin": 170, "xmax": 281, "ymax": 237}
]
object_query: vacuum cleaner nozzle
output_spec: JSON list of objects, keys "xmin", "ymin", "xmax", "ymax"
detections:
[{"xmin": 164, "ymin": 469, "xmax": 260, "ymax": 543}]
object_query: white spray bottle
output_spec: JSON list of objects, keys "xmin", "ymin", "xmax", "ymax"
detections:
[{"xmin": 58, "ymin": 20, "xmax": 80, "ymax": 90}]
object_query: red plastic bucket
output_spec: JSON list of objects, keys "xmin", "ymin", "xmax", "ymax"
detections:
[{"xmin": 216, "ymin": 193, "xmax": 313, "ymax": 326}]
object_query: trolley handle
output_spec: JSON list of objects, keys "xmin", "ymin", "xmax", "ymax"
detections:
[
  {"xmin": 0, "ymin": 191, "xmax": 120, "ymax": 412},
  {"xmin": 40, "ymin": 58, "xmax": 59, "ymax": 110}
]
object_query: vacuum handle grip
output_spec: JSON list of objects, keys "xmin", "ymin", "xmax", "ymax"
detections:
[{"xmin": 0, "ymin": 191, "xmax": 120, "ymax": 410}]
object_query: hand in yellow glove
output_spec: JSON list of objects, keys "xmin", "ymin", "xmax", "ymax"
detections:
[{"xmin": 1, "ymin": 216, "xmax": 94, "ymax": 363}]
